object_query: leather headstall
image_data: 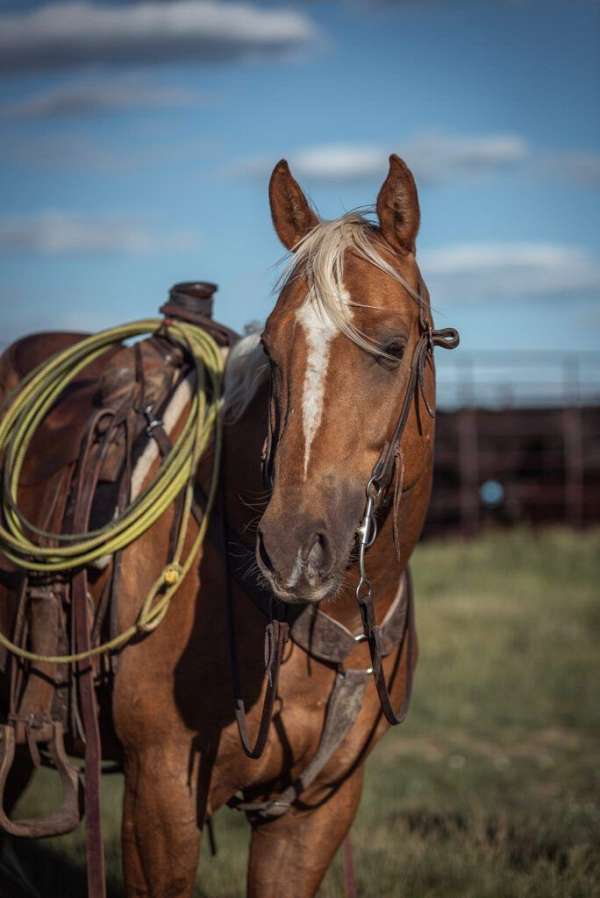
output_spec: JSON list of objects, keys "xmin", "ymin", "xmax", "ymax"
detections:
[{"xmin": 354, "ymin": 282, "xmax": 459, "ymax": 725}]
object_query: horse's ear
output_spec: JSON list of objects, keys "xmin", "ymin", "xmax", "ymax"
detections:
[
  {"xmin": 376, "ymin": 154, "xmax": 420, "ymax": 255},
  {"xmin": 269, "ymin": 159, "xmax": 319, "ymax": 251}
]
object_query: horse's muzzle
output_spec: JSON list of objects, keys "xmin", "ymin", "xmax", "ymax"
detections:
[{"xmin": 256, "ymin": 516, "xmax": 343, "ymax": 603}]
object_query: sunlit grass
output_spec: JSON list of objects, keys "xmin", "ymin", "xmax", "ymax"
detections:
[{"xmin": 3, "ymin": 528, "xmax": 599, "ymax": 897}]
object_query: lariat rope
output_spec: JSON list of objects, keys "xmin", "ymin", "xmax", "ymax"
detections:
[{"xmin": 0, "ymin": 318, "xmax": 224, "ymax": 663}]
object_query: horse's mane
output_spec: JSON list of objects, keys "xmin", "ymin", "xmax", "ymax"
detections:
[
  {"xmin": 223, "ymin": 211, "xmax": 423, "ymax": 423},
  {"xmin": 223, "ymin": 333, "xmax": 268, "ymax": 423}
]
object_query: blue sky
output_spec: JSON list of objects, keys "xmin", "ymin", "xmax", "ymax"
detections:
[{"xmin": 1, "ymin": 0, "xmax": 599, "ymax": 363}]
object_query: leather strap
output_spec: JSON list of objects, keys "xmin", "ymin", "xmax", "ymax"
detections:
[
  {"xmin": 227, "ymin": 576, "xmax": 413, "ymax": 819},
  {"xmin": 290, "ymin": 574, "xmax": 408, "ymax": 666},
  {"xmin": 230, "ymin": 617, "xmax": 289, "ymax": 761},
  {"xmin": 369, "ymin": 324, "xmax": 459, "ymax": 508},
  {"xmin": 72, "ymin": 573, "xmax": 106, "ymax": 898},
  {"xmin": 224, "ymin": 552, "xmax": 413, "ymax": 819},
  {"xmin": 357, "ymin": 568, "xmax": 416, "ymax": 726},
  {"xmin": 70, "ymin": 411, "xmax": 110, "ymax": 898},
  {"xmin": 229, "ymin": 668, "xmax": 369, "ymax": 819},
  {"xmin": 216, "ymin": 486, "xmax": 291, "ymax": 761}
]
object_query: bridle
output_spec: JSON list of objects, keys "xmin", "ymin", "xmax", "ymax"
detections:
[
  {"xmin": 261, "ymin": 275, "xmax": 459, "ymax": 726},
  {"xmin": 355, "ymin": 285, "xmax": 459, "ymax": 724}
]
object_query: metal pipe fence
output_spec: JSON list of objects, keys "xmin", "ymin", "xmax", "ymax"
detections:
[
  {"xmin": 435, "ymin": 350, "xmax": 600, "ymax": 410},
  {"xmin": 426, "ymin": 352, "xmax": 600, "ymax": 536}
]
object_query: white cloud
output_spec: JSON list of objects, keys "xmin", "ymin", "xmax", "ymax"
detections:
[
  {"xmin": 0, "ymin": 211, "xmax": 198, "ymax": 255},
  {"xmin": 0, "ymin": 77, "xmax": 207, "ymax": 119},
  {"xmin": 285, "ymin": 145, "xmax": 388, "ymax": 181},
  {"xmin": 420, "ymin": 242, "xmax": 600, "ymax": 299},
  {"xmin": 234, "ymin": 133, "xmax": 530, "ymax": 183},
  {"xmin": 0, "ymin": 1, "xmax": 319, "ymax": 72},
  {"xmin": 235, "ymin": 135, "xmax": 600, "ymax": 190},
  {"xmin": 544, "ymin": 150, "xmax": 600, "ymax": 186},
  {"xmin": 406, "ymin": 133, "xmax": 529, "ymax": 182}
]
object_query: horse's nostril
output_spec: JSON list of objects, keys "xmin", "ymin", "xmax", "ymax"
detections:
[
  {"xmin": 307, "ymin": 533, "xmax": 324, "ymax": 568},
  {"xmin": 258, "ymin": 521, "xmax": 335, "ymax": 591},
  {"xmin": 257, "ymin": 527, "xmax": 275, "ymax": 573},
  {"xmin": 306, "ymin": 532, "xmax": 331, "ymax": 578}
]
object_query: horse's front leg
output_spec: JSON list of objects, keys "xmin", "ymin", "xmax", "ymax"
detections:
[
  {"xmin": 121, "ymin": 741, "xmax": 201, "ymax": 898},
  {"xmin": 247, "ymin": 767, "xmax": 364, "ymax": 898}
]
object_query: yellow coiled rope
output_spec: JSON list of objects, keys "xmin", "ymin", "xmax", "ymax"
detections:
[{"xmin": 0, "ymin": 318, "xmax": 224, "ymax": 663}]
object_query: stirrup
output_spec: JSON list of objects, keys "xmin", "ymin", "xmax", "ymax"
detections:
[{"xmin": 0, "ymin": 722, "xmax": 81, "ymax": 838}]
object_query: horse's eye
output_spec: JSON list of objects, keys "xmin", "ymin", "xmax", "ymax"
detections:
[
  {"xmin": 378, "ymin": 338, "xmax": 406, "ymax": 368},
  {"xmin": 385, "ymin": 340, "xmax": 405, "ymax": 359}
]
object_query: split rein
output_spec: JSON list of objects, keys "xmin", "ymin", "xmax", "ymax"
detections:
[{"xmin": 0, "ymin": 319, "xmax": 224, "ymax": 665}]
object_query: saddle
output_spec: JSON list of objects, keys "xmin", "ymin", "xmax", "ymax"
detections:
[{"xmin": 0, "ymin": 282, "xmax": 236, "ymax": 898}]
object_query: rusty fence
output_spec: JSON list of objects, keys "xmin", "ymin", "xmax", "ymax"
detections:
[{"xmin": 424, "ymin": 351, "xmax": 600, "ymax": 537}]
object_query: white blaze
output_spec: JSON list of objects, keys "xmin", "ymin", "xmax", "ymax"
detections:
[{"xmin": 296, "ymin": 297, "xmax": 339, "ymax": 479}]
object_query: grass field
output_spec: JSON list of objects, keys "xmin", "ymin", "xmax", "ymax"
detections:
[{"xmin": 2, "ymin": 528, "xmax": 599, "ymax": 898}]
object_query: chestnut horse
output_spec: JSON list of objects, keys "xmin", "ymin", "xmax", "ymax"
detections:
[{"xmin": 0, "ymin": 155, "xmax": 457, "ymax": 898}]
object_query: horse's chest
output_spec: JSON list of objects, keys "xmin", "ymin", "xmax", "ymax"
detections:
[{"xmin": 210, "ymin": 656, "xmax": 335, "ymax": 805}]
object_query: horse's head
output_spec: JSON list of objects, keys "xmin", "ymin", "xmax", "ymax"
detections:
[{"xmin": 256, "ymin": 155, "xmax": 440, "ymax": 603}]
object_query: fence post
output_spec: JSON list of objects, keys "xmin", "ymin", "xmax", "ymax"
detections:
[
  {"xmin": 458, "ymin": 407, "xmax": 479, "ymax": 536},
  {"xmin": 563, "ymin": 406, "xmax": 584, "ymax": 528},
  {"xmin": 562, "ymin": 356, "xmax": 584, "ymax": 528}
]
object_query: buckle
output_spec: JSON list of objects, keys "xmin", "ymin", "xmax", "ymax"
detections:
[{"xmin": 143, "ymin": 404, "xmax": 163, "ymax": 436}]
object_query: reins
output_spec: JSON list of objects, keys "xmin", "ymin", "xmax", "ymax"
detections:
[
  {"xmin": 215, "ymin": 481, "xmax": 291, "ymax": 761},
  {"xmin": 0, "ymin": 318, "xmax": 224, "ymax": 664}
]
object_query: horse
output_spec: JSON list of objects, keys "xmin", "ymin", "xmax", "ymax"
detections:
[{"xmin": 0, "ymin": 154, "xmax": 457, "ymax": 898}]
